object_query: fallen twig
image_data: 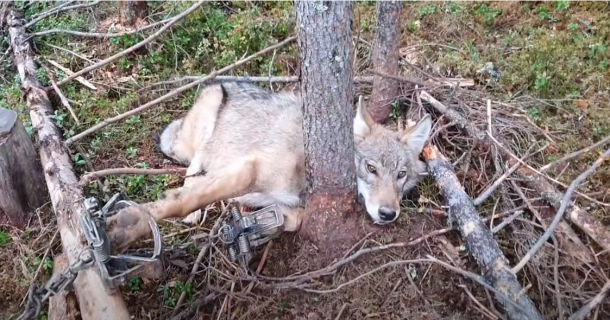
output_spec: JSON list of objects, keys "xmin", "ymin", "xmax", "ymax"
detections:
[
  {"xmin": 47, "ymin": 59, "xmax": 97, "ymax": 90},
  {"xmin": 25, "ymin": 1, "xmax": 102, "ymax": 28},
  {"xmin": 31, "ymin": 16, "xmax": 173, "ymax": 38},
  {"xmin": 50, "ymin": 78, "xmax": 80, "ymax": 125},
  {"xmin": 79, "ymin": 167, "xmax": 187, "ymax": 186},
  {"xmin": 511, "ymin": 147, "xmax": 610, "ymax": 273},
  {"xmin": 422, "ymin": 144, "xmax": 543, "ymax": 320},
  {"xmin": 55, "ymin": 1, "xmax": 205, "ymax": 87},
  {"xmin": 65, "ymin": 35, "xmax": 297, "ymax": 145},
  {"xmin": 541, "ymin": 134, "xmax": 610, "ymax": 172},
  {"xmin": 568, "ymin": 279, "xmax": 610, "ymax": 320}
]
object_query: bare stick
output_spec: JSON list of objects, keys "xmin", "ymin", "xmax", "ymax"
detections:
[
  {"xmin": 368, "ymin": 69, "xmax": 424, "ymax": 86},
  {"xmin": 139, "ymin": 75, "xmax": 375, "ymax": 92},
  {"xmin": 32, "ymin": 17, "xmax": 173, "ymax": 38},
  {"xmin": 422, "ymin": 144, "xmax": 543, "ymax": 320},
  {"xmin": 512, "ymin": 147, "xmax": 610, "ymax": 273},
  {"xmin": 541, "ymin": 134, "xmax": 610, "ymax": 172},
  {"xmin": 79, "ymin": 167, "xmax": 187, "ymax": 186},
  {"xmin": 47, "ymin": 59, "xmax": 97, "ymax": 90},
  {"xmin": 55, "ymin": 1, "xmax": 205, "ymax": 87},
  {"xmin": 568, "ymin": 279, "xmax": 610, "ymax": 320},
  {"xmin": 25, "ymin": 1, "xmax": 102, "ymax": 28},
  {"xmin": 29, "ymin": 1, "xmax": 74, "ymax": 20},
  {"xmin": 487, "ymin": 99, "xmax": 492, "ymax": 136},
  {"xmin": 65, "ymin": 35, "xmax": 297, "ymax": 145},
  {"xmin": 50, "ymin": 78, "xmax": 80, "ymax": 125},
  {"xmin": 491, "ymin": 210, "xmax": 524, "ymax": 234}
]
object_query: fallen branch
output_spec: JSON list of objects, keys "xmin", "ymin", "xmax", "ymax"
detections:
[
  {"xmin": 55, "ymin": 1, "xmax": 205, "ymax": 87},
  {"xmin": 65, "ymin": 35, "xmax": 297, "ymax": 145},
  {"xmin": 512, "ymin": 147, "xmax": 610, "ymax": 273},
  {"xmin": 568, "ymin": 279, "xmax": 610, "ymax": 320},
  {"xmin": 78, "ymin": 167, "xmax": 187, "ymax": 187},
  {"xmin": 422, "ymin": 144, "xmax": 542, "ymax": 320},
  {"xmin": 9, "ymin": 6, "xmax": 130, "ymax": 319},
  {"xmin": 139, "ymin": 75, "xmax": 375, "ymax": 92},
  {"xmin": 31, "ymin": 16, "xmax": 173, "ymax": 38},
  {"xmin": 541, "ymin": 134, "xmax": 610, "ymax": 172},
  {"xmin": 25, "ymin": 1, "xmax": 102, "ymax": 28},
  {"xmin": 50, "ymin": 78, "xmax": 80, "ymax": 125},
  {"xmin": 47, "ymin": 59, "xmax": 97, "ymax": 90},
  {"xmin": 419, "ymin": 90, "xmax": 610, "ymax": 252}
]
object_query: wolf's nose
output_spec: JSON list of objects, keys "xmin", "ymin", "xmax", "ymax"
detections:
[{"xmin": 378, "ymin": 207, "xmax": 397, "ymax": 221}]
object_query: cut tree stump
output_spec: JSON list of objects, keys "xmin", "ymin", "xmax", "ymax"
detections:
[
  {"xmin": 0, "ymin": 107, "xmax": 47, "ymax": 229},
  {"xmin": 8, "ymin": 7, "xmax": 130, "ymax": 320},
  {"xmin": 423, "ymin": 144, "xmax": 543, "ymax": 320}
]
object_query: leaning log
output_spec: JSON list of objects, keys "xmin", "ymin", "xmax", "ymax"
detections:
[
  {"xmin": 423, "ymin": 144, "xmax": 543, "ymax": 320},
  {"xmin": 8, "ymin": 8, "xmax": 130, "ymax": 320},
  {"xmin": 0, "ymin": 107, "xmax": 48, "ymax": 229}
]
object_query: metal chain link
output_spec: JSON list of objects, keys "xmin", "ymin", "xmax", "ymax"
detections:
[{"xmin": 16, "ymin": 250, "xmax": 95, "ymax": 320}]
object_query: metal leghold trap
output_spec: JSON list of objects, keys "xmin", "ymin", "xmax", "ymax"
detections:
[
  {"xmin": 16, "ymin": 193, "xmax": 163, "ymax": 320},
  {"xmin": 81, "ymin": 193, "xmax": 163, "ymax": 292},
  {"xmin": 218, "ymin": 201, "xmax": 285, "ymax": 267}
]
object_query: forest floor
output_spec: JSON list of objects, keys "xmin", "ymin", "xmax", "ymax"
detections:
[{"xmin": 1, "ymin": 1, "xmax": 610, "ymax": 320}]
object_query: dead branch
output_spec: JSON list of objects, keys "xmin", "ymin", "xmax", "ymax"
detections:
[
  {"xmin": 512, "ymin": 147, "xmax": 610, "ymax": 273},
  {"xmin": 422, "ymin": 144, "xmax": 543, "ymax": 320},
  {"xmin": 55, "ymin": 1, "xmax": 205, "ymax": 87},
  {"xmin": 65, "ymin": 35, "xmax": 297, "ymax": 145},
  {"xmin": 31, "ymin": 16, "xmax": 173, "ymax": 38},
  {"xmin": 368, "ymin": 69, "xmax": 424, "ymax": 86},
  {"xmin": 8, "ymin": 6, "xmax": 130, "ymax": 319},
  {"xmin": 139, "ymin": 75, "xmax": 375, "ymax": 92},
  {"xmin": 169, "ymin": 293, "xmax": 218, "ymax": 320},
  {"xmin": 47, "ymin": 59, "xmax": 97, "ymax": 90},
  {"xmin": 24, "ymin": 1, "xmax": 102, "ymax": 28},
  {"xmin": 28, "ymin": 1, "xmax": 75, "ymax": 20},
  {"xmin": 541, "ymin": 134, "xmax": 610, "ymax": 172},
  {"xmin": 50, "ymin": 78, "xmax": 80, "ymax": 125},
  {"xmin": 78, "ymin": 167, "xmax": 187, "ymax": 186},
  {"xmin": 568, "ymin": 279, "xmax": 610, "ymax": 320}
]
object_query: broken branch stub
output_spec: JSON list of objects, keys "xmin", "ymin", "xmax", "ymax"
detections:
[
  {"xmin": 422, "ymin": 144, "xmax": 543, "ymax": 320},
  {"xmin": 8, "ymin": 8, "xmax": 130, "ymax": 320}
]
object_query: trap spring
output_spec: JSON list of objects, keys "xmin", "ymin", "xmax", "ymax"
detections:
[{"xmin": 219, "ymin": 201, "xmax": 284, "ymax": 267}]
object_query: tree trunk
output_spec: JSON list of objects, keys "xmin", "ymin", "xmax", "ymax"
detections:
[
  {"xmin": 0, "ymin": 107, "xmax": 47, "ymax": 229},
  {"xmin": 369, "ymin": 0, "xmax": 402, "ymax": 124},
  {"xmin": 296, "ymin": 1, "xmax": 360, "ymax": 262},
  {"xmin": 118, "ymin": 1, "xmax": 148, "ymax": 26},
  {"xmin": 8, "ymin": 7, "xmax": 130, "ymax": 320}
]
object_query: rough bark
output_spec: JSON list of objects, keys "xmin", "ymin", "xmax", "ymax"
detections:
[
  {"xmin": 0, "ymin": 107, "xmax": 47, "ymax": 229},
  {"xmin": 118, "ymin": 1, "xmax": 148, "ymax": 26},
  {"xmin": 8, "ymin": 8, "xmax": 130, "ymax": 320},
  {"xmin": 423, "ymin": 145, "xmax": 543, "ymax": 320},
  {"xmin": 369, "ymin": 0, "xmax": 402, "ymax": 124},
  {"xmin": 296, "ymin": 1, "xmax": 360, "ymax": 260},
  {"xmin": 48, "ymin": 254, "xmax": 79, "ymax": 320}
]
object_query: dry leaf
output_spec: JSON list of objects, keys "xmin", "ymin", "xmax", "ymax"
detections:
[{"xmin": 575, "ymin": 99, "xmax": 589, "ymax": 110}]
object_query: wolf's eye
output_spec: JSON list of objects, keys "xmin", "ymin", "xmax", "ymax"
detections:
[
  {"xmin": 397, "ymin": 170, "xmax": 407, "ymax": 179},
  {"xmin": 366, "ymin": 164, "xmax": 377, "ymax": 174}
]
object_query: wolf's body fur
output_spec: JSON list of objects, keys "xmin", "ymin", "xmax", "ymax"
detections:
[{"xmin": 152, "ymin": 81, "xmax": 432, "ymax": 232}]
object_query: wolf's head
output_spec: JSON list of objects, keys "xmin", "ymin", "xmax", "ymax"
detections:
[{"xmin": 353, "ymin": 98, "xmax": 432, "ymax": 225}]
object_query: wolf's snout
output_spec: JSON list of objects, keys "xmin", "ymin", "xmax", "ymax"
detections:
[{"xmin": 378, "ymin": 207, "xmax": 397, "ymax": 221}]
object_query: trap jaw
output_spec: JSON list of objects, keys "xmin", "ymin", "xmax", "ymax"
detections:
[
  {"xmin": 80, "ymin": 193, "xmax": 163, "ymax": 293},
  {"xmin": 219, "ymin": 201, "xmax": 285, "ymax": 267}
]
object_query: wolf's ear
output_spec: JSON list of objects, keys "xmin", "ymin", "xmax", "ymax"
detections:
[
  {"xmin": 354, "ymin": 95, "xmax": 376, "ymax": 141},
  {"xmin": 401, "ymin": 114, "xmax": 432, "ymax": 154}
]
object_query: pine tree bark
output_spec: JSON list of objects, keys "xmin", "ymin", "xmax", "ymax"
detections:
[
  {"xmin": 369, "ymin": 0, "xmax": 403, "ymax": 124},
  {"xmin": 0, "ymin": 107, "xmax": 47, "ymax": 229},
  {"xmin": 118, "ymin": 1, "xmax": 148, "ymax": 26},
  {"xmin": 296, "ymin": 1, "xmax": 360, "ymax": 260}
]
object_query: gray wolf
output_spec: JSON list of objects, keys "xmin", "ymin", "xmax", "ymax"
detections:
[
  {"xmin": 107, "ymin": 82, "xmax": 432, "ymax": 251},
  {"xmin": 157, "ymin": 81, "xmax": 432, "ymax": 228}
]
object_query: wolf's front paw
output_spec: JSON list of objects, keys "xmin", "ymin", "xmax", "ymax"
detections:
[
  {"xmin": 106, "ymin": 205, "xmax": 154, "ymax": 254},
  {"xmin": 181, "ymin": 208, "xmax": 203, "ymax": 225}
]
